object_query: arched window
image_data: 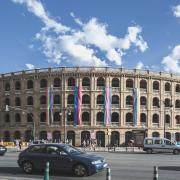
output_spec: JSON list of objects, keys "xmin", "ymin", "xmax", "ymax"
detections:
[
  {"xmin": 4, "ymin": 114, "xmax": 10, "ymax": 123},
  {"xmin": 176, "ymin": 84, "xmax": 180, "ymax": 93},
  {"xmin": 53, "ymin": 131, "xmax": 61, "ymax": 142},
  {"xmin": 126, "ymin": 95, "xmax": 133, "ymax": 105},
  {"xmin": 126, "ymin": 79, "xmax": 133, "ymax": 88},
  {"xmin": 175, "ymin": 115, "xmax": 180, "ymax": 124},
  {"xmin": 175, "ymin": 100, "xmax": 180, "ymax": 108},
  {"xmin": 5, "ymin": 98, "xmax": 10, "ymax": 106},
  {"xmin": 53, "ymin": 78, "xmax": 61, "ymax": 87},
  {"xmin": 153, "ymin": 81, "xmax": 159, "ymax": 90},
  {"xmin": 40, "ymin": 95, "xmax": 46, "ymax": 105},
  {"xmin": 68, "ymin": 77, "xmax": 75, "ymax": 87},
  {"xmin": 164, "ymin": 98, "xmax": 171, "ymax": 107},
  {"xmin": 5, "ymin": 82, "xmax": 10, "ymax": 91},
  {"xmin": 15, "ymin": 97, "xmax": 21, "ymax": 106},
  {"xmin": 27, "ymin": 113, "xmax": 33, "ymax": 123},
  {"xmin": 175, "ymin": 133, "xmax": 180, "ymax": 141},
  {"xmin": 53, "ymin": 112, "xmax": 60, "ymax": 122},
  {"xmin": 112, "ymin": 95, "xmax": 119, "ymax": 104},
  {"xmin": 152, "ymin": 114, "xmax": 159, "ymax": 124},
  {"xmin": 111, "ymin": 112, "xmax": 119, "ymax": 122},
  {"xmin": 97, "ymin": 77, "xmax": 105, "ymax": 87},
  {"xmin": 126, "ymin": 113, "xmax": 133, "ymax": 122},
  {"xmin": 54, "ymin": 95, "xmax": 61, "ymax": 104},
  {"xmin": 15, "ymin": 113, "xmax": 21, "ymax": 123},
  {"xmin": 165, "ymin": 114, "xmax": 170, "ymax": 124},
  {"xmin": 40, "ymin": 131, "xmax": 47, "ymax": 140},
  {"xmin": 14, "ymin": 131, "xmax": 21, "ymax": 139},
  {"xmin": 40, "ymin": 112, "xmax": 46, "ymax": 122},
  {"xmin": 67, "ymin": 112, "xmax": 74, "ymax": 122},
  {"xmin": 27, "ymin": 96, "xmax": 33, "ymax": 105},
  {"xmin": 140, "ymin": 80, "xmax": 147, "ymax": 89},
  {"xmin": 27, "ymin": 80, "xmax": 33, "ymax": 89},
  {"xmin": 3, "ymin": 131, "xmax": 10, "ymax": 141},
  {"xmin": 96, "ymin": 112, "xmax": 104, "ymax": 122},
  {"xmin": 82, "ymin": 112, "xmax": 90, "ymax": 122},
  {"xmin": 165, "ymin": 82, "xmax": 171, "ymax": 91},
  {"xmin": 112, "ymin": 78, "xmax": 119, "ymax": 87},
  {"xmin": 97, "ymin": 95, "xmax": 104, "ymax": 104},
  {"xmin": 40, "ymin": 79, "xmax": 47, "ymax": 88},
  {"xmin": 153, "ymin": 97, "xmax": 159, "ymax": 107},
  {"xmin": 67, "ymin": 94, "xmax": 74, "ymax": 104},
  {"xmin": 140, "ymin": 113, "xmax": 146, "ymax": 123},
  {"xmin": 15, "ymin": 81, "xmax": 21, "ymax": 90},
  {"xmin": 82, "ymin": 94, "xmax": 90, "ymax": 104},
  {"xmin": 140, "ymin": 96, "xmax": 146, "ymax": 106},
  {"xmin": 82, "ymin": 77, "xmax": 90, "ymax": 86},
  {"xmin": 152, "ymin": 132, "xmax": 160, "ymax": 137}
]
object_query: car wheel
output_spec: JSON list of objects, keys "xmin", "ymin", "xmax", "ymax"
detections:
[
  {"xmin": 22, "ymin": 161, "xmax": 33, "ymax": 174},
  {"xmin": 173, "ymin": 149, "xmax": 179, "ymax": 155},
  {"xmin": 147, "ymin": 149, "xmax": 152, "ymax": 154},
  {"xmin": 73, "ymin": 164, "xmax": 87, "ymax": 177}
]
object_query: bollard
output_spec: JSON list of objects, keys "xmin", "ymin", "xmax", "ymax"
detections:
[
  {"xmin": 106, "ymin": 167, "xmax": 111, "ymax": 180},
  {"xmin": 153, "ymin": 166, "xmax": 158, "ymax": 180},
  {"xmin": 44, "ymin": 162, "xmax": 49, "ymax": 180}
]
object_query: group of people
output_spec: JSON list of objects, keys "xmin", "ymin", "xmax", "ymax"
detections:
[
  {"xmin": 82, "ymin": 139, "xmax": 97, "ymax": 151},
  {"xmin": 14, "ymin": 139, "xmax": 23, "ymax": 150}
]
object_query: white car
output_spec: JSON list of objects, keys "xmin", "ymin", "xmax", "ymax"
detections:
[
  {"xmin": 28, "ymin": 140, "xmax": 46, "ymax": 146},
  {"xmin": 143, "ymin": 137, "xmax": 180, "ymax": 154}
]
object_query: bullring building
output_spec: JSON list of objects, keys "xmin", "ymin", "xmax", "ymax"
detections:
[{"xmin": 0, "ymin": 67, "xmax": 180, "ymax": 146}]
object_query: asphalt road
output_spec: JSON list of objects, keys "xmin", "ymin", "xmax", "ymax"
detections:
[{"xmin": 0, "ymin": 151, "xmax": 180, "ymax": 180}]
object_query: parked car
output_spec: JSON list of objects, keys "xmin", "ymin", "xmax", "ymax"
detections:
[
  {"xmin": 143, "ymin": 137, "xmax": 180, "ymax": 154},
  {"xmin": 18, "ymin": 143, "xmax": 108, "ymax": 176},
  {"xmin": 0, "ymin": 145, "xmax": 7, "ymax": 156}
]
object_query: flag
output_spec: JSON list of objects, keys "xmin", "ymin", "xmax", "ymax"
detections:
[
  {"xmin": 74, "ymin": 86, "xmax": 82, "ymax": 126},
  {"xmin": 104, "ymin": 87, "xmax": 112, "ymax": 126},
  {"xmin": 133, "ymin": 88, "xmax": 140, "ymax": 127},
  {"xmin": 46, "ymin": 85, "xmax": 53, "ymax": 125}
]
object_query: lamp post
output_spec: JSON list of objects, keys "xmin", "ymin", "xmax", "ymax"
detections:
[
  {"xmin": 59, "ymin": 107, "xmax": 71, "ymax": 143},
  {"xmin": 5, "ymin": 105, "xmax": 35, "ymax": 141}
]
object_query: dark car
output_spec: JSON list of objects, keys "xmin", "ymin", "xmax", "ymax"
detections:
[
  {"xmin": 0, "ymin": 145, "xmax": 7, "ymax": 156},
  {"xmin": 18, "ymin": 143, "xmax": 108, "ymax": 176}
]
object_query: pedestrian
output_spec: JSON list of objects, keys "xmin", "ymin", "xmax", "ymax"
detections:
[{"xmin": 19, "ymin": 140, "xmax": 22, "ymax": 150}]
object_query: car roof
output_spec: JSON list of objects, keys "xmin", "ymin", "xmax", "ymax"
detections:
[
  {"xmin": 29, "ymin": 143, "xmax": 67, "ymax": 147},
  {"xmin": 144, "ymin": 137, "xmax": 170, "ymax": 140}
]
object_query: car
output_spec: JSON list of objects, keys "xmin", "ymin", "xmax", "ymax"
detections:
[
  {"xmin": 18, "ymin": 143, "xmax": 108, "ymax": 176},
  {"xmin": 0, "ymin": 145, "xmax": 7, "ymax": 156},
  {"xmin": 143, "ymin": 137, "xmax": 180, "ymax": 154},
  {"xmin": 28, "ymin": 140, "xmax": 46, "ymax": 146}
]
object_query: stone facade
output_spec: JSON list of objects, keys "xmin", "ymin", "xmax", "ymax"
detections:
[{"xmin": 0, "ymin": 67, "xmax": 180, "ymax": 146}]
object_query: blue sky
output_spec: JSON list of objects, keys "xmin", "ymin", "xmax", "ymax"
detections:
[{"xmin": 0, "ymin": 0, "xmax": 180, "ymax": 74}]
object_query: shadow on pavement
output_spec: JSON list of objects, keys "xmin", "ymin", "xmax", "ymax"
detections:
[
  {"xmin": 0, "ymin": 167, "xmax": 78, "ymax": 177},
  {"xmin": 159, "ymin": 166, "xmax": 180, "ymax": 171}
]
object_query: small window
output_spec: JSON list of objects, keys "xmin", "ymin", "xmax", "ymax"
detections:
[
  {"xmin": 145, "ymin": 139, "xmax": 153, "ymax": 145},
  {"xmin": 165, "ymin": 140, "xmax": 171, "ymax": 145},
  {"xmin": 30, "ymin": 145, "xmax": 46, "ymax": 153},
  {"xmin": 154, "ymin": 140, "xmax": 162, "ymax": 145}
]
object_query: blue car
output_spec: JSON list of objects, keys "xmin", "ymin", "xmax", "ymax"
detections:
[{"xmin": 18, "ymin": 143, "xmax": 108, "ymax": 176}]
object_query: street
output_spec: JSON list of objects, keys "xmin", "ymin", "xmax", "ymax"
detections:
[{"xmin": 0, "ymin": 151, "xmax": 180, "ymax": 180}]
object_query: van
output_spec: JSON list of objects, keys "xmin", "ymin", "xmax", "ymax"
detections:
[{"xmin": 143, "ymin": 137, "xmax": 180, "ymax": 154}]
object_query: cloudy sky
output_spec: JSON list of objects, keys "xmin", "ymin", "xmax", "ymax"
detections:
[{"xmin": 0, "ymin": 0, "xmax": 180, "ymax": 74}]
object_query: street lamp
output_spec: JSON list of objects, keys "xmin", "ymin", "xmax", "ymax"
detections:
[
  {"xmin": 5, "ymin": 105, "xmax": 35, "ymax": 141},
  {"xmin": 59, "ymin": 107, "xmax": 71, "ymax": 143}
]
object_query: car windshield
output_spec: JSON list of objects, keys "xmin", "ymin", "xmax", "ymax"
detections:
[{"xmin": 62, "ymin": 145, "xmax": 83, "ymax": 155}]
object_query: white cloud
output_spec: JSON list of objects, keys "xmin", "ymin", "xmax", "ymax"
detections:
[
  {"xmin": 136, "ymin": 61, "xmax": 144, "ymax": 69},
  {"xmin": 162, "ymin": 45, "xmax": 180, "ymax": 73},
  {"xmin": 26, "ymin": 63, "xmax": 35, "ymax": 69},
  {"xmin": 11, "ymin": 0, "xmax": 70, "ymax": 33},
  {"xmin": 173, "ymin": 5, "xmax": 180, "ymax": 18},
  {"xmin": 12, "ymin": 0, "xmax": 148, "ymax": 67}
]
